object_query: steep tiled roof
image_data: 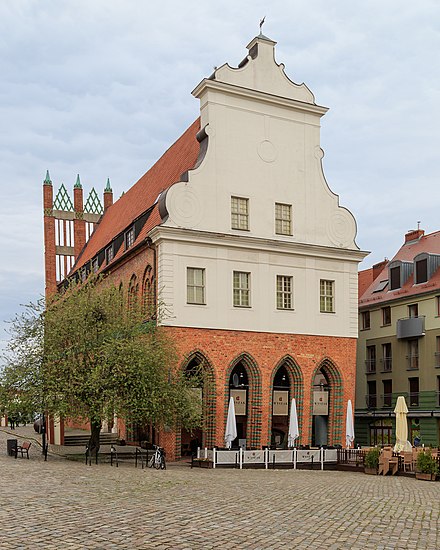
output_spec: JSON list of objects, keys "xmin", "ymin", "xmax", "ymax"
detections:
[
  {"xmin": 359, "ymin": 230, "xmax": 440, "ymax": 307},
  {"xmin": 358, "ymin": 268, "xmax": 374, "ymax": 298},
  {"xmin": 73, "ymin": 118, "xmax": 201, "ymax": 272}
]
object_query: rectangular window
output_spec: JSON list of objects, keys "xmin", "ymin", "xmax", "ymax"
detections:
[
  {"xmin": 382, "ymin": 306, "xmax": 391, "ymax": 326},
  {"xmin": 367, "ymin": 381, "xmax": 377, "ymax": 409},
  {"xmin": 92, "ymin": 258, "xmax": 99, "ymax": 274},
  {"xmin": 361, "ymin": 311, "xmax": 370, "ymax": 330},
  {"xmin": 415, "ymin": 258, "xmax": 428, "ymax": 284},
  {"xmin": 408, "ymin": 304, "xmax": 418, "ymax": 318},
  {"xmin": 233, "ymin": 271, "xmax": 250, "ymax": 307},
  {"xmin": 125, "ymin": 227, "xmax": 135, "ymax": 249},
  {"xmin": 105, "ymin": 245, "xmax": 114, "ymax": 265},
  {"xmin": 187, "ymin": 268, "xmax": 205, "ymax": 305},
  {"xmin": 320, "ymin": 280, "xmax": 334, "ymax": 313},
  {"xmin": 231, "ymin": 197, "xmax": 249, "ymax": 230},
  {"xmin": 390, "ymin": 266, "xmax": 400, "ymax": 290},
  {"xmin": 382, "ymin": 343, "xmax": 392, "ymax": 372},
  {"xmin": 276, "ymin": 275, "xmax": 293, "ymax": 310},
  {"xmin": 366, "ymin": 345, "xmax": 376, "ymax": 373},
  {"xmin": 275, "ymin": 203, "xmax": 292, "ymax": 235},
  {"xmin": 437, "ymin": 376, "xmax": 440, "ymax": 407},
  {"xmin": 383, "ymin": 380, "xmax": 392, "ymax": 407},
  {"xmin": 407, "ymin": 339, "xmax": 419, "ymax": 370},
  {"xmin": 435, "ymin": 336, "xmax": 440, "ymax": 368},
  {"xmin": 409, "ymin": 377, "xmax": 419, "ymax": 407}
]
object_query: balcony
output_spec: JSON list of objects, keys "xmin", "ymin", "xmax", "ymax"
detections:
[
  {"xmin": 380, "ymin": 357, "xmax": 392, "ymax": 372},
  {"xmin": 365, "ymin": 360, "xmax": 376, "ymax": 374},
  {"xmin": 408, "ymin": 392, "xmax": 419, "ymax": 407},
  {"xmin": 396, "ymin": 316, "xmax": 425, "ymax": 339},
  {"xmin": 406, "ymin": 354, "xmax": 419, "ymax": 370},
  {"xmin": 365, "ymin": 394, "xmax": 377, "ymax": 409}
]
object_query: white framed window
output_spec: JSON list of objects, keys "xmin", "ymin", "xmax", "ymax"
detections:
[
  {"xmin": 187, "ymin": 268, "xmax": 205, "ymax": 305},
  {"xmin": 320, "ymin": 279, "xmax": 334, "ymax": 313},
  {"xmin": 277, "ymin": 275, "xmax": 293, "ymax": 310},
  {"xmin": 105, "ymin": 245, "xmax": 114, "ymax": 265},
  {"xmin": 231, "ymin": 196, "xmax": 249, "ymax": 230},
  {"xmin": 275, "ymin": 203, "xmax": 292, "ymax": 235},
  {"xmin": 125, "ymin": 227, "xmax": 135, "ymax": 249},
  {"xmin": 233, "ymin": 271, "xmax": 250, "ymax": 307}
]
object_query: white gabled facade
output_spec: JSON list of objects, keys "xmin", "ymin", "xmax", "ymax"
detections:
[{"xmin": 150, "ymin": 34, "xmax": 367, "ymax": 337}]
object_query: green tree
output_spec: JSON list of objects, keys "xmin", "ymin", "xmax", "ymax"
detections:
[{"xmin": 1, "ymin": 278, "xmax": 202, "ymax": 453}]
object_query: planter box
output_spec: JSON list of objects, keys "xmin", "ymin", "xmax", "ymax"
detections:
[
  {"xmin": 415, "ymin": 472, "xmax": 436, "ymax": 481},
  {"xmin": 364, "ymin": 467, "xmax": 377, "ymax": 475}
]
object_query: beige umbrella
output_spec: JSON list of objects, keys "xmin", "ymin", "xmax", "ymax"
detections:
[{"xmin": 393, "ymin": 395, "xmax": 412, "ymax": 452}]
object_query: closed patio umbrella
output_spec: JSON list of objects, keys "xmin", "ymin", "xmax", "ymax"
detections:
[
  {"xmin": 287, "ymin": 398, "xmax": 299, "ymax": 448},
  {"xmin": 345, "ymin": 399, "xmax": 355, "ymax": 448},
  {"xmin": 224, "ymin": 396, "xmax": 237, "ymax": 449},
  {"xmin": 394, "ymin": 395, "xmax": 412, "ymax": 452}
]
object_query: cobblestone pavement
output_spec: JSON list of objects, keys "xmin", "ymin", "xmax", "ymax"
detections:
[{"xmin": 0, "ymin": 428, "xmax": 439, "ymax": 549}]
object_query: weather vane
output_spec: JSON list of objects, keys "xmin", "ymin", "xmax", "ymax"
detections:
[{"xmin": 259, "ymin": 16, "xmax": 266, "ymax": 34}]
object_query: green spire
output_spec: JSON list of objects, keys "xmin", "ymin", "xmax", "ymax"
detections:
[
  {"xmin": 74, "ymin": 174, "xmax": 82, "ymax": 189},
  {"xmin": 104, "ymin": 177, "xmax": 112, "ymax": 193},
  {"xmin": 43, "ymin": 170, "xmax": 52, "ymax": 185}
]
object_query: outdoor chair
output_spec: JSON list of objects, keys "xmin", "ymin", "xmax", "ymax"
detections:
[
  {"xmin": 15, "ymin": 441, "xmax": 31, "ymax": 459},
  {"xmin": 378, "ymin": 448, "xmax": 398, "ymax": 475},
  {"xmin": 402, "ymin": 452, "xmax": 413, "ymax": 472}
]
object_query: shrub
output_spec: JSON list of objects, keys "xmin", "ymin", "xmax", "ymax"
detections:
[
  {"xmin": 416, "ymin": 450, "xmax": 438, "ymax": 475},
  {"xmin": 364, "ymin": 448, "xmax": 380, "ymax": 469}
]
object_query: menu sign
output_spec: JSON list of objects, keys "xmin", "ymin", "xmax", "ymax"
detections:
[
  {"xmin": 273, "ymin": 390, "xmax": 289, "ymax": 416},
  {"xmin": 313, "ymin": 391, "xmax": 328, "ymax": 415},
  {"xmin": 231, "ymin": 389, "xmax": 247, "ymax": 415}
]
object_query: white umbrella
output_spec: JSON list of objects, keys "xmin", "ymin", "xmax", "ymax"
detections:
[
  {"xmin": 345, "ymin": 399, "xmax": 355, "ymax": 448},
  {"xmin": 394, "ymin": 395, "xmax": 412, "ymax": 452},
  {"xmin": 224, "ymin": 396, "xmax": 237, "ymax": 449},
  {"xmin": 287, "ymin": 398, "xmax": 300, "ymax": 448}
]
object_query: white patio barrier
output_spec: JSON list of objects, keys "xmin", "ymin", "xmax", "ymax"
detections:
[{"xmin": 197, "ymin": 447, "xmax": 339, "ymax": 469}]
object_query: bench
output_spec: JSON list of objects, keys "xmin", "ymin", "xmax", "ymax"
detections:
[
  {"xmin": 191, "ymin": 456, "xmax": 213, "ymax": 469},
  {"xmin": 15, "ymin": 441, "xmax": 31, "ymax": 459}
]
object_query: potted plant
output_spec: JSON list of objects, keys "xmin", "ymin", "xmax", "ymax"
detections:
[
  {"xmin": 364, "ymin": 448, "xmax": 380, "ymax": 474},
  {"xmin": 416, "ymin": 449, "xmax": 438, "ymax": 481}
]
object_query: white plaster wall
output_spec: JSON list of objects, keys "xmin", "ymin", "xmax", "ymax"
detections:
[{"xmin": 152, "ymin": 36, "xmax": 367, "ymax": 338}]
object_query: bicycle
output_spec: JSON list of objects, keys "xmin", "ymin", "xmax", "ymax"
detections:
[{"xmin": 148, "ymin": 445, "xmax": 166, "ymax": 470}]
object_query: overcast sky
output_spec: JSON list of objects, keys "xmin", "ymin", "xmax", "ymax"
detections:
[{"xmin": 1, "ymin": 0, "xmax": 439, "ymax": 354}]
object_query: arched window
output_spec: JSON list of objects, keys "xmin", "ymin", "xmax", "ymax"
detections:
[
  {"xmin": 142, "ymin": 265, "xmax": 155, "ymax": 318},
  {"xmin": 128, "ymin": 274, "xmax": 138, "ymax": 311}
]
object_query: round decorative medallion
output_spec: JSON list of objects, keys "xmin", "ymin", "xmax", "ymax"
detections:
[
  {"xmin": 168, "ymin": 185, "xmax": 202, "ymax": 228},
  {"xmin": 257, "ymin": 139, "xmax": 277, "ymax": 163},
  {"xmin": 327, "ymin": 211, "xmax": 355, "ymax": 248}
]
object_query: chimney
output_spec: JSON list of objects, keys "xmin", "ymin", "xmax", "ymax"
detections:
[
  {"xmin": 372, "ymin": 259, "xmax": 388, "ymax": 281},
  {"xmin": 405, "ymin": 229, "xmax": 424, "ymax": 244}
]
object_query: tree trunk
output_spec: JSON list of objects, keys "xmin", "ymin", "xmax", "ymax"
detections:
[{"xmin": 88, "ymin": 420, "xmax": 101, "ymax": 462}]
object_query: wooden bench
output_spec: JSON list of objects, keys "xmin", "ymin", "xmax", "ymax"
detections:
[
  {"xmin": 15, "ymin": 441, "xmax": 31, "ymax": 459},
  {"xmin": 191, "ymin": 456, "xmax": 213, "ymax": 469}
]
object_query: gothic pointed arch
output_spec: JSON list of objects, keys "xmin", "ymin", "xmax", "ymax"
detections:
[
  {"xmin": 177, "ymin": 350, "xmax": 216, "ymax": 457},
  {"xmin": 128, "ymin": 274, "xmax": 138, "ymax": 310},
  {"xmin": 268, "ymin": 355, "xmax": 304, "ymax": 446},
  {"xmin": 142, "ymin": 264, "xmax": 155, "ymax": 318},
  {"xmin": 309, "ymin": 357, "xmax": 343, "ymax": 446},
  {"xmin": 225, "ymin": 352, "xmax": 262, "ymax": 449}
]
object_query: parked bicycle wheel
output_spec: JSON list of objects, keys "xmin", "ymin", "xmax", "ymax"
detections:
[
  {"xmin": 148, "ymin": 455, "xmax": 155, "ymax": 468},
  {"xmin": 160, "ymin": 456, "xmax": 166, "ymax": 470}
]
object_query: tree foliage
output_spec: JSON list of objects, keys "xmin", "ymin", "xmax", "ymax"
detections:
[{"xmin": 1, "ymin": 277, "xmax": 203, "ymax": 446}]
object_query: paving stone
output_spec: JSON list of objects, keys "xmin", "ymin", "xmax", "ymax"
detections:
[{"xmin": 0, "ymin": 427, "xmax": 439, "ymax": 549}]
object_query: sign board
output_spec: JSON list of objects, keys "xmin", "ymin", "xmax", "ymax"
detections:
[
  {"xmin": 273, "ymin": 390, "xmax": 289, "ymax": 416},
  {"xmin": 231, "ymin": 389, "xmax": 247, "ymax": 415},
  {"xmin": 313, "ymin": 391, "xmax": 329, "ymax": 415}
]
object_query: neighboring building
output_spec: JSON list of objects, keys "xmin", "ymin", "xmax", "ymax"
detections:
[
  {"xmin": 43, "ymin": 34, "xmax": 366, "ymax": 458},
  {"xmin": 356, "ymin": 229, "xmax": 440, "ymax": 447}
]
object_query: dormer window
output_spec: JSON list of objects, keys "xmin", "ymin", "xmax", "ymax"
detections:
[
  {"xmin": 415, "ymin": 258, "xmax": 428, "ymax": 284},
  {"xmin": 125, "ymin": 227, "xmax": 135, "ymax": 250},
  {"xmin": 388, "ymin": 260, "xmax": 413, "ymax": 291},
  {"xmin": 105, "ymin": 245, "xmax": 114, "ymax": 265},
  {"xmin": 92, "ymin": 258, "xmax": 99, "ymax": 274},
  {"xmin": 389, "ymin": 266, "xmax": 401, "ymax": 290}
]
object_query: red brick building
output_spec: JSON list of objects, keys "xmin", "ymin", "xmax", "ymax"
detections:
[{"xmin": 43, "ymin": 34, "xmax": 367, "ymax": 458}]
